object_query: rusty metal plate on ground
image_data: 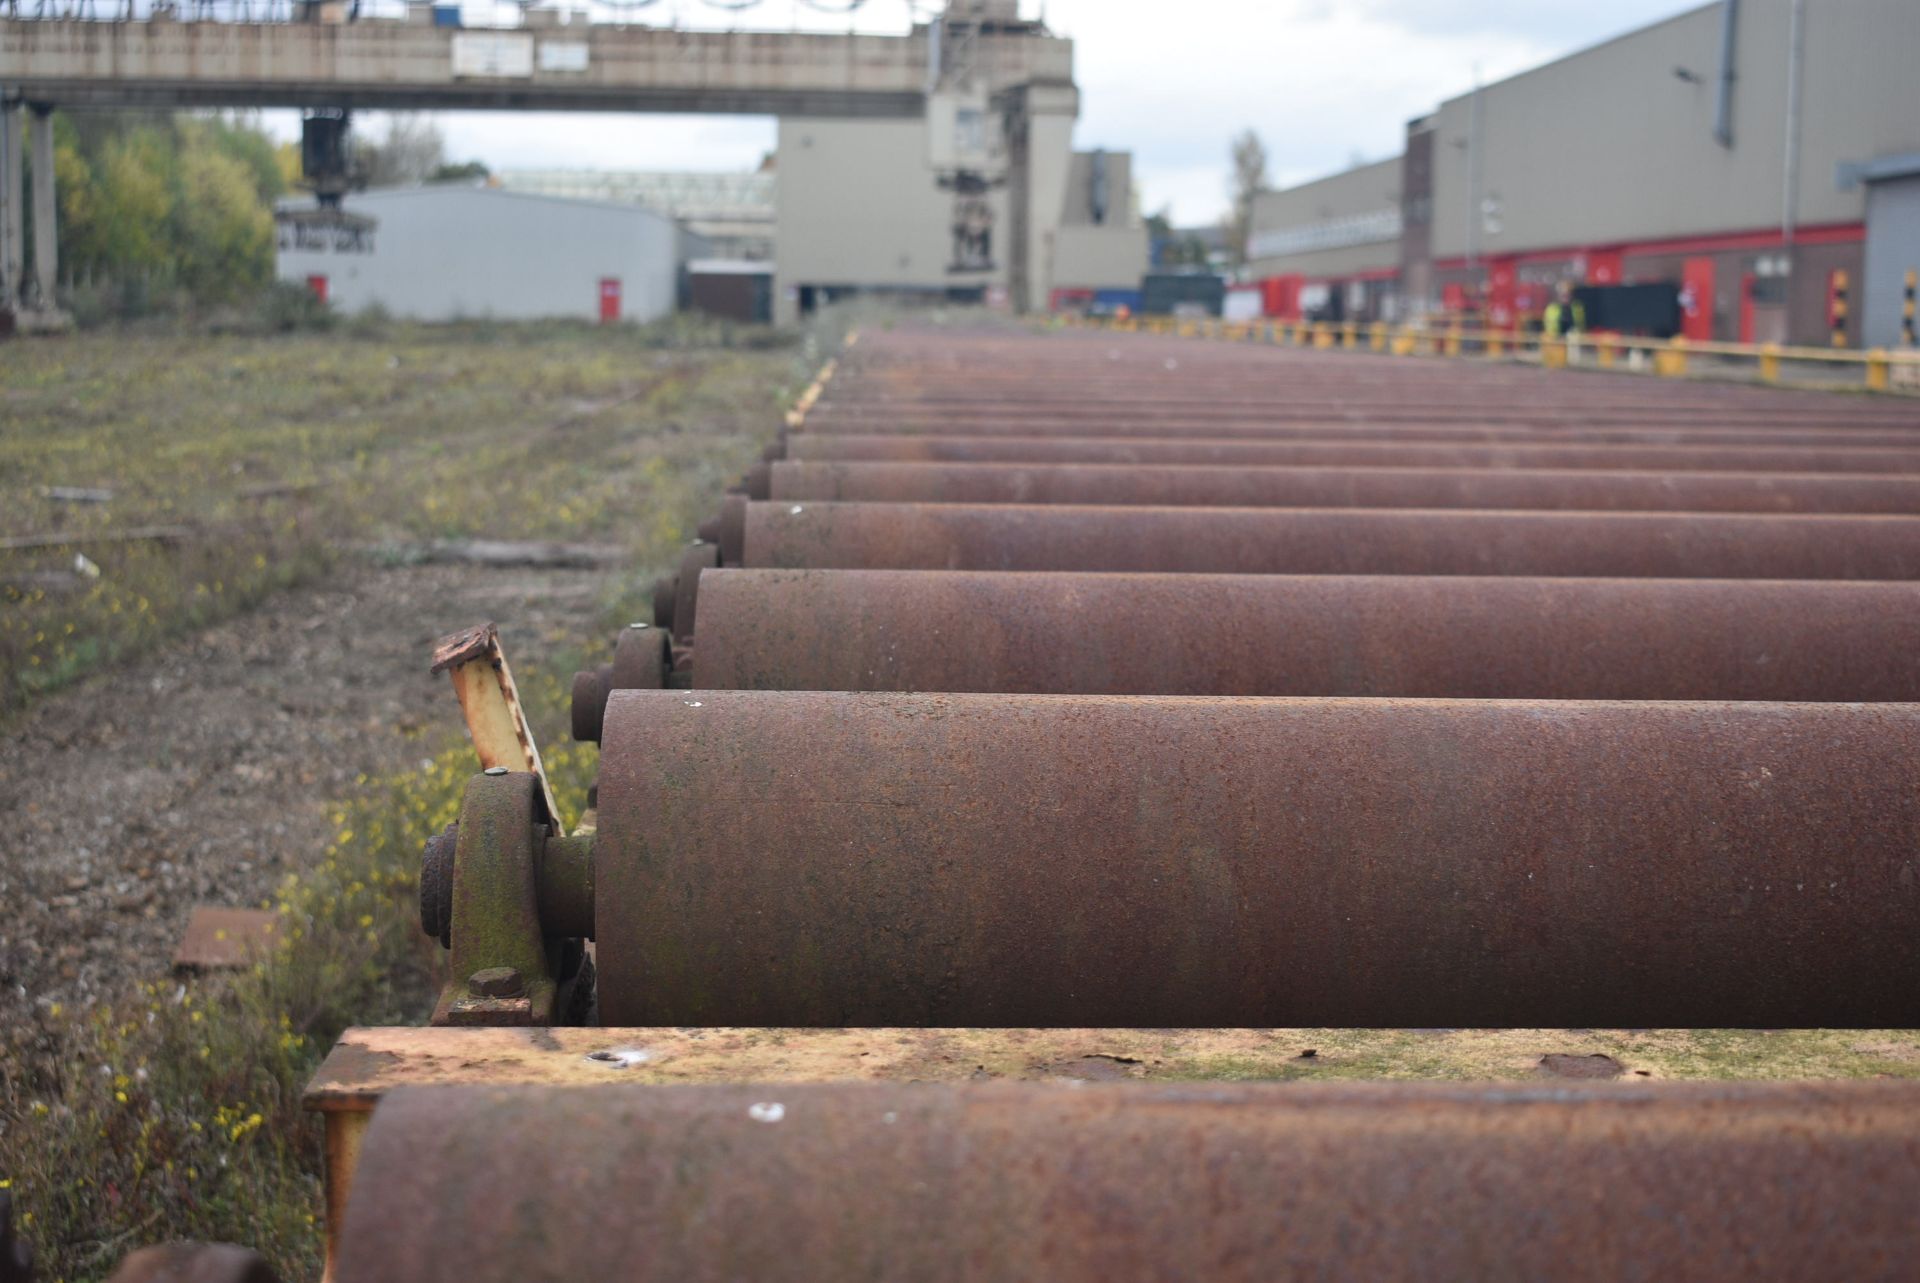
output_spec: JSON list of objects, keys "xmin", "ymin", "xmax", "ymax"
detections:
[{"xmin": 172, "ymin": 907, "xmax": 280, "ymax": 971}]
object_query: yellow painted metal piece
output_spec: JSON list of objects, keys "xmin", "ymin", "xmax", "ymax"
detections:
[
  {"xmin": 1540, "ymin": 339, "xmax": 1568, "ymax": 370},
  {"xmin": 1760, "ymin": 344, "xmax": 1782, "ymax": 384},
  {"xmin": 1485, "ymin": 331, "xmax": 1506, "ymax": 359},
  {"xmin": 1341, "ymin": 321, "xmax": 1358, "ymax": 350},
  {"xmin": 320, "ymin": 1108, "xmax": 370, "ymax": 1283},
  {"xmin": 784, "ymin": 350, "xmax": 841, "ymax": 429},
  {"xmin": 1370, "ymin": 322, "xmax": 1388, "ymax": 352},
  {"xmin": 1391, "ymin": 331, "xmax": 1418, "ymax": 357},
  {"xmin": 1655, "ymin": 338, "xmax": 1690, "ymax": 378},
  {"xmin": 1313, "ymin": 324, "xmax": 1335, "ymax": 350},
  {"xmin": 1867, "ymin": 349, "xmax": 1891, "ymax": 393},
  {"xmin": 429, "ymin": 623, "xmax": 564, "ymax": 832},
  {"xmin": 1443, "ymin": 323, "xmax": 1462, "ymax": 358}
]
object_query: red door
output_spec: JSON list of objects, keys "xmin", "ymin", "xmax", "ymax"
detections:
[
  {"xmin": 1486, "ymin": 257, "xmax": 1518, "ymax": 329},
  {"xmin": 1680, "ymin": 256, "xmax": 1716, "ymax": 341},
  {"xmin": 1739, "ymin": 273, "xmax": 1757, "ymax": 344},
  {"xmin": 598, "ymin": 277, "xmax": 621, "ymax": 324},
  {"xmin": 305, "ymin": 274, "xmax": 329, "ymax": 304}
]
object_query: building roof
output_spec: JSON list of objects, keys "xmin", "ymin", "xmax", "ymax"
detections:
[{"xmin": 274, "ymin": 184, "xmax": 686, "ymax": 227}]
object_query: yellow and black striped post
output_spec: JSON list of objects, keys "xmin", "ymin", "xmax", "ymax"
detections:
[
  {"xmin": 1831, "ymin": 270, "xmax": 1850, "ymax": 348},
  {"xmin": 1903, "ymin": 268, "xmax": 1916, "ymax": 348}
]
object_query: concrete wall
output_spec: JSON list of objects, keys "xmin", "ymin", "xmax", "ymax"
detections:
[
  {"xmin": 1247, "ymin": 156, "xmax": 1401, "ymax": 279},
  {"xmin": 0, "ymin": 18, "xmax": 1071, "ymax": 115},
  {"xmin": 1051, "ymin": 224, "xmax": 1148, "ymax": 291},
  {"xmin": 1020, "ymin": 102, "xmax": 1077, "ymax": 313},
  {"xmin": 1060, "ymin": 150, "xmax": 1133, "ymax": 226},
  {"xmin": 774, "ymin": 116, "xmax": 1009, "ymax": 295},
  {"xmin": 275, "ymin": 186, "xmax": 682, "ymax": 322},
  {"xmin": 1428, "ymin": 0, "xmax": 1920, "ymax": 259}
]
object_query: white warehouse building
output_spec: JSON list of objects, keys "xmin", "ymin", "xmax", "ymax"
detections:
[{"xmin": 275, "ymin": 186, "xmax": 699, "ymax": 323}]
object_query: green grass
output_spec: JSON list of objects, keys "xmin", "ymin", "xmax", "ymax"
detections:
[{"xmin": 0, "ymin": 314, "xmax": 816, "ymax": 711}]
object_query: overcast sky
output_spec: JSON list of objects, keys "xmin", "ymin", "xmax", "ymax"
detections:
[{"xmin": 263, "ymin": 0, "xmax": 1709, "ymax": 223}]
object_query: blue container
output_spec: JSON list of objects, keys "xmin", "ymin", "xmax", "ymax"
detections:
[{"xmin": 432, "ymin": 5, "xmax": 462, "ymax": 28}]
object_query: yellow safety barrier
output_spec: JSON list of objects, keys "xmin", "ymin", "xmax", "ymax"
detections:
[
  {"xmin": 1653, "ymin": 337, "xmax": 1689, "ymax": 378},
  {"xmin": 1069, "ymin": 313, "xmax": 1920, "ymax": 395}
]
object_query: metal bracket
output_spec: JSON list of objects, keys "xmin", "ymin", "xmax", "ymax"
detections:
[{"xmin": 432, "ymin": 771, "xmax": 556, "ymax": 1027}]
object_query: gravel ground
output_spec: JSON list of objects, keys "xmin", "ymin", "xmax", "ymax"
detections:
[{"xmin": 0, "ymin": 560, "xmax": 604, "ymax": 1041}]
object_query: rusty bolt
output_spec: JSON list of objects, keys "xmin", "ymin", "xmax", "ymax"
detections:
[
  {"xmin": 483, "ymin": 766, "xmax": 509, "ymax": 777},
  {"xmin": 419, "ymin": 823, "xmax": 457, "ymax": 948},
  {"xmin": 469, "ymin": 967, "xmax": 526, "ymax": 999}
]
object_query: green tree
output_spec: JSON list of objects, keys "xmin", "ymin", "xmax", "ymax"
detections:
[
  {"xmin": 172, "ymin": 139, "xmax": 276, "ymax": 299},
  {"xmin": 428, "ymin": 160, "xmax": 491, "ymax": 184},
  {"xmin": 1225, "ymin": 128, "xmax": 1269, "ymax": 269},
  {"xmin": 44, "ymin": 111, "xmax": 288, "ymax": 302}
]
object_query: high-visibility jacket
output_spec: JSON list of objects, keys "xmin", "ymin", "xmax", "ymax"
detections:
[{"xmin": 1544, "ymin": 300, "xmax": 1587, "ymax": 337}]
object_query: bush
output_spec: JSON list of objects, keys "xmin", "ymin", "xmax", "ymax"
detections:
[{"xmin": 249, "ymin": 282, "xmax": 337, "ymax": 335}]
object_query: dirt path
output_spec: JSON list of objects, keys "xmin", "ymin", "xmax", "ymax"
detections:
[{"xmin": 0, "ymin": 561, "xmax": 603, "ymax": 1040}]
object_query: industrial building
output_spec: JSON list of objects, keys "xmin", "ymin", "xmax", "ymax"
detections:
[
  {"xmin": 497, "ymin": 168, "xmax": 776, "ymax": 262},
  {"xmin": 1248, "ymin": 0, "xmax": 1920, "ymax": 348},
  {"xmin": 774, "ymin": 119, "xmax": 1147, "ymax": 323},
  {"xmin": 274, "ymin": 186, "xmax": 701, "ymax": 323}
]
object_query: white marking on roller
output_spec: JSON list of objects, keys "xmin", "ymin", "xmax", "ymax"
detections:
[
  {"xmin": 586, "ymin": 1047, "xmax": 652, "ymax": 1068},
  {"xmin": 790, "ymin": 504, "xmax": 805, "ymax": 515},
  {"xmin": 685, "ymin": 700, "xmax": 704, "ymax": 708},
  {"xmin": 749, "ymin": 1101, "xmax": 786, "ymax": 1123}
]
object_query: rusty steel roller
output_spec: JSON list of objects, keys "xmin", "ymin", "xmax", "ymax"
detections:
[
  {"xmin": 792, "ymin": 416, "xmax": 1920, "ymax": 448},
  {"xmin": 592, "ymin": 691, "xmax": 1920, "ymax": 1028},
  {"xmin": 670, "ymin": 541, "xmax": 720, "ymax": 643},
  {"xmin": 741, "ymin": 501, "xmax": 1920, "ymax": 581},
  {"xmin": 336, "ymin": 1081, "xmax": 1920, "ymax": 1283},
  {"xmin": 781, "ymin": 431, "xmax": 1920, "ymax": 474},
  {"xmin": 689, "ymin": 569, "xmax": 1920, "ymax": 701},
  {"xmin": 766, "ymin": 460, "xmax": 1920, "ymax": 514}
]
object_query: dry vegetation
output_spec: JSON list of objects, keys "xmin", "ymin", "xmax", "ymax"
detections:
[
  {"xmin": 0, "ymin": 314, "xmax": 810, "ymax": 710},
  {"xmin": 0, "ymin": 315, "xmax": 819, "ymax": 1281}
]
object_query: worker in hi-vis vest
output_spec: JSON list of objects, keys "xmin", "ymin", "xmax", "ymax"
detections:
[{"xmin": 1543, "ymin": 281, "xmax": 1586, "ymax": 337}]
